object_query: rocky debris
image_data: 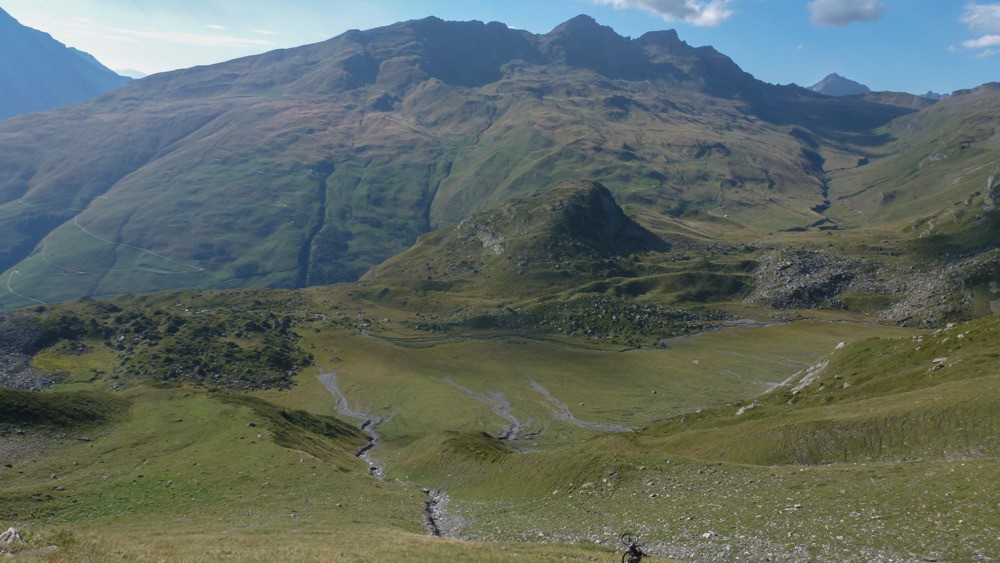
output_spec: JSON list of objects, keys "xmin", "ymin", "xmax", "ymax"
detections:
[
  {"xmin": 401, "ymin": 295, "xmax": 728, "ymax": 348},
  {"xmin": 789, "ymin": 360, "xmax": 830, "ymax": 394},
  {"xmin": 746, "ymin": 249, "xmax": 898, "ymax": 309},
  {"xmin": 982, "ymin": 171, "xmax": 999, "ymax": 213},
  {"xmin": 882, "ymin": 249, "xmax": 1000, "ymax": 326},
  {"xmin": 747, "ymin": 245, "xmax": 1000, "ymax": 326},
  {"xmin": 0, "ymin": 353, "xmax": 51, "ymax": 391},
  {"xmin": 422, "ymin": 489, "xmax": 465, "ymax": 538},
  {"xmin": 0, "ymin": 315, "xmax": 53, "ymax": 391}
]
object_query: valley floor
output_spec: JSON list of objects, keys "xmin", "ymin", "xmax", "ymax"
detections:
[{"xmin": 2, "ymin": 311, "xmax": 998, "ymax": 561}]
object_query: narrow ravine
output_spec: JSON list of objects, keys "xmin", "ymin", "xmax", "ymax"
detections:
[
  {"xmin": 530, "ymin": 380, "xmax": 635, "ymax": 433},
  {"xmin": 297, "ymin": 165, "xmax": 332, "ymax": 287}
]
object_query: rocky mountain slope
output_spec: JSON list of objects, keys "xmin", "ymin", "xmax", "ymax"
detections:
[
  {"xmin": 0, "ymin": 7, "xmax": 130, "ymax": 121},
  {"xmin": 0, "ymin": 15, "xmax": 918, "ymax": 308}
]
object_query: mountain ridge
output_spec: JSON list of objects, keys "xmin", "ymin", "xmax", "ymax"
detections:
[{"xmin": 0, "ymin": 6, "xmax": 130, "ymax": 121}]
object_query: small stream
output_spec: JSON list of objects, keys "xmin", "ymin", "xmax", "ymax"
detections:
[
  {"xmin": 318, "ymin": 371, "xmax": 458, "ymax": 536},
  {"xmin": 443, "ymin": 378, "xmax": 522, "ymax": 440},
  {"xmin": 317, "ymin": 372, "xmax": 389, "ymax": 477},
  {"xmin": 530, "ymin": 380, "xmax": 635, "ymax": 433}
]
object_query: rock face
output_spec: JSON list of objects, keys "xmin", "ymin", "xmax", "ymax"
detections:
[
  {"xmin": 0, "ymin": 7, "xmax": 130, "ymax": 120},
  {"xmin": 541, "ymin": 182, "xmax": 668, "ymax": 254},
  {"xmin": 809, "ymin": 73, "xmax": 871, "ymax": 97}
]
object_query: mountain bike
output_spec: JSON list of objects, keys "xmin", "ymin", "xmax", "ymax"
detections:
[{"xmin": 619, "ymin": 532, "xmax": 646, "ymax": 563}]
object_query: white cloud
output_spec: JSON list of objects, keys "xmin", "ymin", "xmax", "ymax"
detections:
[
  {"xmin": 205, "ymin": 24, "xmax": 228, "ymax": 31},
  {"xmin": 962, "ymin": 33, "xmax": 1000, "ymax": 48},
  {"xmin": 807, "ymin": 0, "xmax": 886, "ymax": 27},
  {"xmin": 593, "ymin": 0, "xmax": 734, "ymax": 27},
  {"xmin": 962, "ymin": 2, "xmax": 1000, "ymax": 32},
  {"xmin": 957, "ymin": 3, "xmax": 1000, "ymax": 57}
]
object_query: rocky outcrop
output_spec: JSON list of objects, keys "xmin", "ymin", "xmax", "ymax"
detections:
[{"xmin": 0, "ymin": 527, "xmax": 22, "ymax": 552}]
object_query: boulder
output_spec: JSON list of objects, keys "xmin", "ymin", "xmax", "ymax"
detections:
[{"xmin": 0, "ymin": 527, "xmax": 22, "ymax": 551}]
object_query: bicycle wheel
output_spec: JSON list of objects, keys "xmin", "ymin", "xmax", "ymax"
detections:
[{"xmin": 619, "ymin": 532, "xmax": 637, "ymax": 547}]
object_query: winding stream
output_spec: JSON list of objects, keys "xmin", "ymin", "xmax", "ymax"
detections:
[
  {"xmin": 317, "ymin": 371, "xmax": 458, "ymax": 536},
  {"xmin": 443, "ymin": 378, "xmax": 522, "ymax": 440},
  {"xmin": 317, "ymin": 371, "xmax": 389, "ymax": 477},
  {"xmin": 530, "ymin": 380, "xmax": 635, "ymax": 433}
]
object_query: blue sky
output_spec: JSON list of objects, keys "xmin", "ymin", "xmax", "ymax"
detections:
[{"xmin": 2, "ymin": 0, "xmax": 997, "ymax": 94}]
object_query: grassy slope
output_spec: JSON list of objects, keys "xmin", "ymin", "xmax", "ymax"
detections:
[
  {"xmin": 2, "ymin": 385, "xmax": 512, "ymax": 561},
  {"xmin": 386, "ymin": 316, "xmax": 1000, "ymax": 560},
  {"xmin": 3, "ymin": 283, "xmax": 940, "ymax": 561}
]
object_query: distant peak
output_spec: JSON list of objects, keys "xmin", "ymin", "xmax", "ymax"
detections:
[{"xmin": 810, "ymin": 73, "xmax": 870, "ymax": 97}]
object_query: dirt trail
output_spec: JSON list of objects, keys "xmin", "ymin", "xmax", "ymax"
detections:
[
  {"xmin": 444, "ymin": 378, "xmax": 522, "ymax": 440},
  {"xmin": 530, "ymin": 380, "xmax": 634, "ymax": 433}
]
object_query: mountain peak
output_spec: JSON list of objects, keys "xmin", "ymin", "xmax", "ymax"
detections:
[
  {"xmin": 551, "ymin": 14, "xmax": 604, "ymax": 32},
  {"xmin": 810, "ymin": 73, "xmax": 871, "ymax": 97}
]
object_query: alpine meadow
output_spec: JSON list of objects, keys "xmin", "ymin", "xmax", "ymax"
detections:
[{"xmin": 1, "ymin": 10, "xmax": 999, "ymax": 562}]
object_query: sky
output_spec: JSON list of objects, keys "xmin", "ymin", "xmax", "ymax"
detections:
[{"xmin": 1, "ymin": 0, "xmax": 997, "ymax": 94}]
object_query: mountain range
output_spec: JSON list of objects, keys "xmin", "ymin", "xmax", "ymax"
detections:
[
  {"xmin": 0, "ymin": 7, "xmax": 130, "ymax": 121},
  {"xmin": 3, "ymin": 14, "xmax": 976, "ymax": 310}
]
